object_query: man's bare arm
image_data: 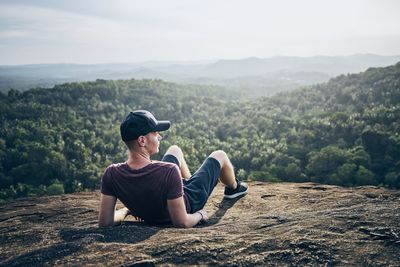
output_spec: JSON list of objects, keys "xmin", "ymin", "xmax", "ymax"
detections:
[
  {"xmin": 98, "ymin": 194, "xmax": 129, "ymax": 227},
  {"xmin": 167, "ymin": 196, "xmax": 208, "ymax": 228}
]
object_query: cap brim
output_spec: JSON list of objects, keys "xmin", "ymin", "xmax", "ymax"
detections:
[{"xmin": 155, "ymin": 121, "xmax": 171, "ymax": 132}]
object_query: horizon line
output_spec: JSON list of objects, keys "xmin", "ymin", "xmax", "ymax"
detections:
[{"xmin": 1, "ymin": 53, "xmax": 400, "ymax": 67}]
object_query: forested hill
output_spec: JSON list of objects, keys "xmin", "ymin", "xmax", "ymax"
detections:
[
  {"xmin": 0, "ymin": 62, "xmax": 399, "ymax": 201},
  {"xmin": 2, "ymin": 54, "xmax": 400, "ymax": 96}
]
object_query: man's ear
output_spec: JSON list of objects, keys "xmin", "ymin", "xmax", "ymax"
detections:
[{"xmin": 137, "ymin": 136, "xmax": 146, "ymax": 147}]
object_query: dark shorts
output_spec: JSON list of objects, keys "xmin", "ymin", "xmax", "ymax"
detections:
[{"xmin": 162, "ymin": 154, "xmax": 221, "ymax": 213}]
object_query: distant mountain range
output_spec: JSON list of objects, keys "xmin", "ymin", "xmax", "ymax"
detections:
[{"xmin": 1, "ymin": 54, "xmax": 400, "ymax": 95}]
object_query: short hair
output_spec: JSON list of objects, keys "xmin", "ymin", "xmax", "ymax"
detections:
[{"xmin": 125, "ymin": 140, "xmax": 137, "ymax": 150}]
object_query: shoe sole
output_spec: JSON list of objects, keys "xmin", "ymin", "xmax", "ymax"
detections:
[{"xmin": 223, "ymin": 188, "xmax": 248, "ymax": 199}]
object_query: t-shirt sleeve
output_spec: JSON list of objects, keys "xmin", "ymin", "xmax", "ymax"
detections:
[
  {"xmin": 100, "ymin": 166, "xmax": 116, "ymax": 196},
  {"xmin": 166, "ymin": 165, "xmax": 184, "ymax": 200}
]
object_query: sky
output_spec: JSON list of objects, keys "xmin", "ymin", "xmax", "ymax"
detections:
[{"xmin": 0, "ymin": 0, "xmax": 400, "ymax": 65}]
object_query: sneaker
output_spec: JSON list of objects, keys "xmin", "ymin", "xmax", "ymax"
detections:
[{"xmin": 224, "ymin": 179, "xmax": 248, "ymax": 199}]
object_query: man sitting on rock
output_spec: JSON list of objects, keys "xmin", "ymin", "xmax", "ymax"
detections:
[{"xmin": 98, "ymin": 110, "xmax": 248, "ymax": 228}]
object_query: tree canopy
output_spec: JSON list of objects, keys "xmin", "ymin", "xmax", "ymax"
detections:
[{"xmin": 1, "ymin": 62, "xmax": 400, "ymax": 201}]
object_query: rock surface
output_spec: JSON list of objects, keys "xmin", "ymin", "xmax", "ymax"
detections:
[{"xmin": 1, "ymin": 182, "xmax": 400, "ymax": 266}]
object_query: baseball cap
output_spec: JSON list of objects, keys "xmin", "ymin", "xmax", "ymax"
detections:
[{"xmin": 120, "ymin": 110, "xmax": 171, "ymax": 142}]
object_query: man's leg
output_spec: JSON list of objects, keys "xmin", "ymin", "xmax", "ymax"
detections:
[
  {"xmin": 209, "ymin": 150, "xmax": 249, "ymax": 199},
  {"xmin": 209, "ymin": 150, "xmax": 237, "ymax": 189},
  {"xmin": 164, "ymin": 145, "xmax": 191, "ymax": 179},
  {"xmin": 183, "ymin": 149, "xmax": 248, "ymax": 212}
]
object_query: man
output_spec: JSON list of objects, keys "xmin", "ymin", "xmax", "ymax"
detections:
[{"xmin": 98, "ymin": 110, "xmax": 248, "ymax": 228}]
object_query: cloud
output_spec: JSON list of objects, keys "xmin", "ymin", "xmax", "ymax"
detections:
[
  {"xmin": 0, "ymin": 30, "xmax": 29, "ymax": 38},
  {"xmin": 0, "ymin": 0, "xmax": 400, "ymax": 64},
  {"xmin": 0, "ymin": 4, "xmax": 114, "ymax": 43}
]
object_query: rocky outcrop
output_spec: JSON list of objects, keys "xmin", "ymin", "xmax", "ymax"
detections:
[{"xmin": 1, "ymin": 182, "xmax": 399, "ymax": 266}]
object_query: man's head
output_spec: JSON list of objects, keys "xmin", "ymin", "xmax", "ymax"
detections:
[{"xmin": 120, "ymin": 110, "xmax": 170, "ymax": 153}]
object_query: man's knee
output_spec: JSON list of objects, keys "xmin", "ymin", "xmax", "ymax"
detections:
[
  {"xmin": 165, "ymin": 145, "xmax": 183, "ymax": 162},
  {"xmin": 166, "ymin": 145, "xmax": 182, "ymax": 155},
  {"xmin": 209, "ymin": 150, "xmax": 228, "ymax": 167}
]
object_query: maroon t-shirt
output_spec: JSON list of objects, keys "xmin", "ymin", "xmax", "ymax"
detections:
[{"xmin": 101, "ymin": 161, "xmax": 191, "ymax": 224}]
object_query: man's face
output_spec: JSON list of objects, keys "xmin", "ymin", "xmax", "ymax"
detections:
[{"xmin": 145, "ymin": 131, "xmax": 161, "ymax": 155}]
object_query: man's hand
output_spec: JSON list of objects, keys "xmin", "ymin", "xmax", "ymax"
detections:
[
  {"xmin": 134, "ymin": 216, "xmax": 144, "ymax": 222},
  {"xmin": 99, "ymin": 195, "xmax": 132, "ymax": 227},
  {"xmin": 114, "ymin": 207, "xmax": 130, "ymax": 223},
  {"xmin": 168, "ymin": 197, "xmax": 206, "ymax": 228},
  {"xmin": 126, "ymin": 209, "xmax": 144, "ymax": 222},
  {"xmin": 196, "ymin": 209, "xmax": 209, "ymax": 223}
]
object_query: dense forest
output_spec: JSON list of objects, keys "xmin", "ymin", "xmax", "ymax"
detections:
[{"xmin": 0, "ymin": 62, "xmax": 399, "ymax": 201}]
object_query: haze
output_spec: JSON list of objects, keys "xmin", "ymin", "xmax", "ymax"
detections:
[{"xmin": 1, "ymin": 0, "xmax": 400, "ymax": 65}]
